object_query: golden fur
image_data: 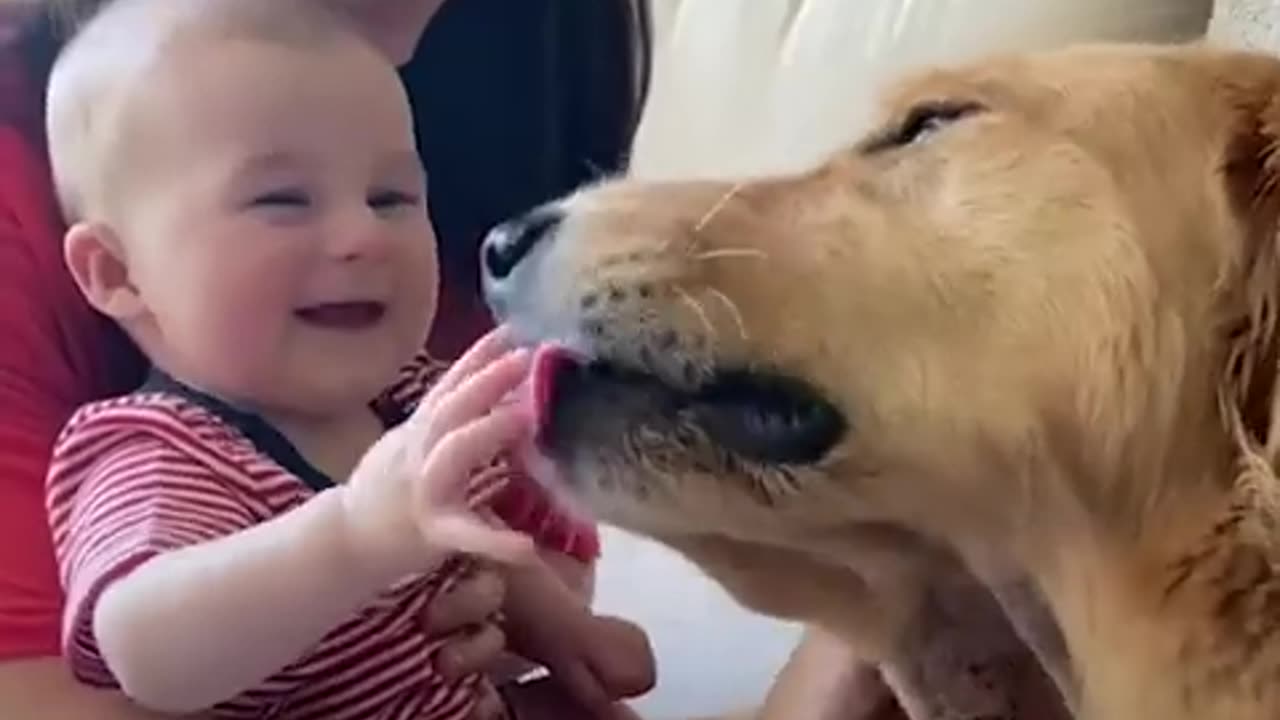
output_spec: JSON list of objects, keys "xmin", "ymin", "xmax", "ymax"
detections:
[{"xmin": 484, "ymin": 43, "xmax": 1280, "ymax": 719}]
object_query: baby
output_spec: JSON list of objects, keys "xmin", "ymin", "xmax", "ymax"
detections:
[{"xmin": 42, "ymin": 0, "xmax": 651, "ymax": 717}]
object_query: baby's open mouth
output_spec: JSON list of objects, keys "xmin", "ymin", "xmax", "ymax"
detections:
[{"xmin": 294, "ymin": 301, "xmax": 387, "ymax": 329}]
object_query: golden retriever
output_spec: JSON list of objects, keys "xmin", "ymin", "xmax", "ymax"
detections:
[{"xmin": 482, "ymin": 43, "xmax": 1280, "ymax": 720}]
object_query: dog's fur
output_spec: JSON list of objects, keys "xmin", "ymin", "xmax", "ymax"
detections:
[{"xmin": 485, "ymin": 43, "xmax": 1280, "ymax": 719}]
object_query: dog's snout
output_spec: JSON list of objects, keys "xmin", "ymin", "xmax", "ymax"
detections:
[{"xmin": 482, "ymin": 207, "xmax": 562, "ymax": 281}]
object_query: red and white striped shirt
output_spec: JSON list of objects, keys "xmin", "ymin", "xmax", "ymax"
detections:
[{"xmin": 45, "ymin": 349, "xmax": 598, "ymax": 719}]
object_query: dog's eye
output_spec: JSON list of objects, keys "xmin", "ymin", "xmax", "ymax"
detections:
[{"xmin": 864, "ymin": 101, "xmax": 984, "ymax": 153}]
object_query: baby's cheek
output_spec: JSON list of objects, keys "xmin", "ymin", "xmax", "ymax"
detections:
[
  {"xmin": 194, "ymin": 290, "xmax": 293, "ymax": 382},
  {"xmin": 396, "ymin": 279, "xmax": 440, "ymax": 351},
  {"xmin": 200, "ymin": 322, "xmax": 284, "ymax": 386}
]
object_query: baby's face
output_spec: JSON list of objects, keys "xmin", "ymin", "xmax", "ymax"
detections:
[{"xmin": 116, "ymin": 35, "xmax": 438, "ymax": 418}]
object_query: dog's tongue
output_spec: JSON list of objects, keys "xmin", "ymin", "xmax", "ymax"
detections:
[
  {"xmin": 502, "ymin": 344, "xmax": 594, "ymax": 520},
  {"xmin": 527, "ymin": 344, "xmax": 582, "ymax": 440},
  {"xmin": 495, "ymin": 345, "xmax": 581, "ymax": 454}
]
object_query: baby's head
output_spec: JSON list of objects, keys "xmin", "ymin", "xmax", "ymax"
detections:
[{"xmin": 47, "ymin": 0, "xmax": 438, "ymax": 418}]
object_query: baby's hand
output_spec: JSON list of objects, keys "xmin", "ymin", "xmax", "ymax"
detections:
[{"xmin": 338, "ymin": 328, "xmax": 537, "ymax": 586}]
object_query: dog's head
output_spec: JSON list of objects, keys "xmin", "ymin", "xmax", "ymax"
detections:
[{"xmin": 484, "ymin": 44, "xmax": 1280, "ymax": 584}]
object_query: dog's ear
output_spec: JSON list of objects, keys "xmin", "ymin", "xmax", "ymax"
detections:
[{"xmin": 1219, "ymin": 58, "xmax": 1280, "ymax": 491}]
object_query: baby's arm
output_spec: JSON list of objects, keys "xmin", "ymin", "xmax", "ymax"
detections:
[
  {"xmin": 85, "ymin": 473, "xmax": 382, "ymax": 714},
  {"xmin": 51, "ymin": 418, "xmax": 442, "ymax": 714},
  {"xmin": 54, "ymin": 333, "xmax": 534, "ymax": 714}
]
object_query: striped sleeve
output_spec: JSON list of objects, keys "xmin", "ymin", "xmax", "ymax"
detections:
[
  {"xmin": 384, "ymin": 349, "xmax": 601, "ymax": 563},
  {"xmin": 45, "ymin": 403, "xmax": 257, "ymax": 686}
]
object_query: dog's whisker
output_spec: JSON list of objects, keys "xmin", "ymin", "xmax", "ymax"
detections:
[
  {"xmin": 705, "ymin": 286, "xmax": 749, "ymax": 341},
  {"xmin": 656, "ymin": 232, "xmax": 681, "ymax": 257},
  {"xmin": 676, "ymin": 286, "xmax": 718, "ymax": 343},
  {"xmin": 693, "ymin": 182, "xmax": 745, "ymax": 234},
  {"xmin": 695, "ymin": 248, "xmax": 770, "ymax": 263}
]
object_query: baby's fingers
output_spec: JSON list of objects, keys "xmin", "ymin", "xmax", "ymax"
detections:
[
  {"xmin": 417, "ymin": 349, "xmax": 531, "ymax": 442},
  {"xmin": 418, "ymin": 406, "xmax": 529, "ymax": 506},
  {"xmin": 414, "ymin": 408, "xmax": 535, "ymax": 564},
  {"xmin": 422, "ymin": 513, "xmax": 535, "ymax": 565},
  {"xmin": 423, "ymin": 326, "xmax": 516, "ymax": 405}
]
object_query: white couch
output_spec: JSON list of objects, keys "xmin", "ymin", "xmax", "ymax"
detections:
[{"xmin": 1209, "ymin": 0, "xmax": 1280, "ymax": 49}]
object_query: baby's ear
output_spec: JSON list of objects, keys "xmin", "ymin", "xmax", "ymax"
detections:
[{"xmin": 63, "ymin": 221, "xmax": 146, "ymax": 322}]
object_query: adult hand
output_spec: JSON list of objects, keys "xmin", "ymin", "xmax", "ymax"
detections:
[
  {"xmin": 508, "ymin": 612, "xmax": 655, "ymax": 715},
  {"xmin": 757, "ymin": 628, "xmax": 904, "ymax": 720},
  {"xmin": 418, "ymin": 565, "xmax": 512, "ymax": 720},
  {"xmin": 500, "ymin": 555, "xmax": 656, "ymax": 716},
  {"xmin": 421, "ymin": 566, "xmax": 510, "ymax": 680}
]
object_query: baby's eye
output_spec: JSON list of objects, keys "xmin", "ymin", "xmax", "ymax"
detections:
[
  {"xmin": 368, "ymin": 190, "xmax": 421, "ymax": 211},
  {"xmin": 250, "ymin": 189, "xmax": 311, "ymax": 208}
]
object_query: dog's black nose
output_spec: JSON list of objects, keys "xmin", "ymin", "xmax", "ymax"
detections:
[{"xmin": 482, "ymin": 207, "xmax": 562, "ymax": 281}]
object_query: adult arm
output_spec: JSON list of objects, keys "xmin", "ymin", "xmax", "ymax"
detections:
[
  {"xmin": 756, "ymin": 627, "xmax": 902, "ymax": 720},
  {"xmin": 0, "ymin": 658, "xmax": 214, "ymax": 720}
]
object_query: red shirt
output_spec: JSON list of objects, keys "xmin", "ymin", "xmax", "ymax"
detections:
[
  {"xmin": 47, "ymin": 350, "xmax": 588, "ymax": 718},
  {"xmin": 0, "ymin": 22, "xmax": 148, "ymax": 660},
  {"xmin": 0, "ymin": 18, "xmax": 596, "ymax": 661}
]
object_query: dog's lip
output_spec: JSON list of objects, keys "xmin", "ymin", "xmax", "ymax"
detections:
[{"xmin": 527, "ymin": 341, "xmax": 847, "ymax": 464}]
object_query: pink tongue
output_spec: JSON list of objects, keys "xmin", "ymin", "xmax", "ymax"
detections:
[
  {"xmin": 527, "ymin": 344, "xmax": 581, "ymax": 446},
  {"xmin": 502, "ymin": 344, "xmax": 593, "ymax": 521},
  {"xmin": 496, "ymin": 344, "xmax": 580, "ymax": 449}
]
